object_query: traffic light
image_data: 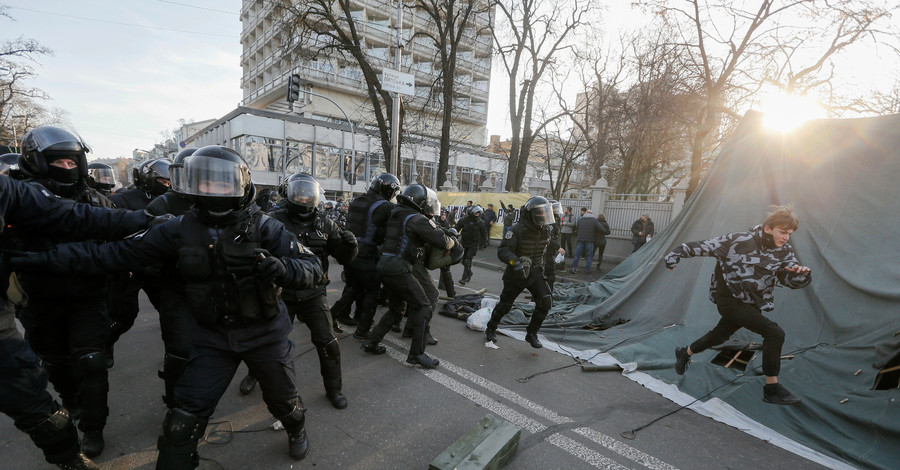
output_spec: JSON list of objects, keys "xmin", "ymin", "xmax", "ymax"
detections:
[{"xmin": 286, "ymin": 74, "xmax": 302, "ymax": 102}]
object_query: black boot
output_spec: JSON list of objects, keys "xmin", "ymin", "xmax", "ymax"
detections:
[
  {"xmin": 332, "ymin": 319, "xmax": 345, "ymax": 334},
  {"xmin": 156, "ymin": 409, "xmax": 207, "ymax": 470},
  {"xmin": 360, "ymin": 342, "xmax": 386, "ymax": 355},
  {"xmin": 318, "ymin": 340, "xmax": 347, "ymax": 410},
  {"xmin": 279, "ymin": 403, "xmax": 310, "ymax": 461},
  {"xmin": 326, "ymin": 389, "xmax": 348, "ymax": 409},
  {"xmin": 406, "ymin": 353, "xmax": 440, "ymax": 369},
  {"xmin": 239, "ymin": 373, "xmax": 257, "ymax": 395},
  {"xmin": 763, "ymin": 383, "xmax": 801, "ymax": 405},
  {"xmin": 524, "ymin": 333, "xmax": 543, "ymax": 349},
  {"xmin": 335, "ymin": 315, "xmax": 358, "ymax": 326},
  {"xmin": 57, "ymin": 453, "xmax": 99, "ymax": 470},
  {"xmin": 80, "ymin": 430, "xmax": 104, "ymax": 458},
  {"xmin": 424, "ymin": 324, "xmax": 438, "ymax": 345},
  {"xmin": 391, "ymin": 317, "xmax": 403, "ymax": 333}
]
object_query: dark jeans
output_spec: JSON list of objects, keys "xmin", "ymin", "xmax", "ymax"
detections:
[
  {"xmin": 689, "ymin": 296, "xmax": 785, "ymax": 377},
  {"xmin": 593, "ymin": 239, "xmax": 607, "ymax": 268},
  {"xmin": 560, "ymin": 233, "xmax": 574, "ymax": 256},
  {"xmin": 572, "ymin": 241, "xmax": 594, "ymax": 272}
]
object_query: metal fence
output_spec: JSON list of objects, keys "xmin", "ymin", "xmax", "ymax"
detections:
[
  {"xmin": 604, "ymin": 198, "xmax": 674, "ymax": 238},
  {"xmin": 559, "ymin": 198, "xmax": 592, "ymax": 214}
]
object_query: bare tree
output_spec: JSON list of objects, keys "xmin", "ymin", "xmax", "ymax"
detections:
[
  {"xmin": 272, "ymin": 0, "xmax": 403, "ymax": 174},
  {"xmin": 412, "ymin": 0, "xmax": 490, "ymax": 187},
  {"xmin": 491, "ymin": 0, "xmax": 595, "ymax": 192},
  {"xmin": 639, "ymin": 0, "xmax": 898, "ymax": 196},
  {"xmin": 0, "ymin": 7, "xmax": 53, "ymax": 147}
]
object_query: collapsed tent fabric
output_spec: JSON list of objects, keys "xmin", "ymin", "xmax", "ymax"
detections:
[{"xmin": 495, "ymin": 111, "xmax": 900, "ymax": 469}]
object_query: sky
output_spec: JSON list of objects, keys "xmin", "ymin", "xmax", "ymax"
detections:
[{"xmin": 3, "ymin": 1, "xmax": 898, "ymax": 159}]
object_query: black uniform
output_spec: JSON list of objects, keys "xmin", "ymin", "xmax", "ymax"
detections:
[
  {"xmin": 145, "ymin": 189, "xmax": 194, "ymax": 217},
  {"xmin": 21, "ymin": 203, "xmax": 322, "ymax": 469},
  {"xmin": 487, "ymin": 219, "xmax": 559, "ymax": 340},
  {"xmin": 331, "ymin": 190, "xmax": 395, "ymax": 337},
  {"xmin": 14, "ymin": 179, "xmax": 115, "ymax": 452},
  {"xmin": 366, "ymin": 205, "xmax": 452, "ymax": 362},
  {"xmin": 0, "ymin": 175, "xmax": 151, "ymax": 468},
  {"xmin": 454, "ymin": 214, "xmax": 485, "ymax": 284},
  {"xmin": 544, "ymin": 222, "xmax": 561, "ymax": 291},
  {"xmin": 436, "ymin": 216, "xmax": 456, "ymax": 297},
  {"xmin": 270, "ymin": 207, "xmax": 357, "ymax": 407}
]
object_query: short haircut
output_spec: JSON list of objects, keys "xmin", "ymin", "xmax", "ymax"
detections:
[
  {"xmin": 580, "ymin": 207, "xmax": 587, "ymax": 212},
  {"xmin": 764, "ymin": 204, "xmax": 799, "ymax": 231}
]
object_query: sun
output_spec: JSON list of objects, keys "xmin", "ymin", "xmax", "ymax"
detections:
[{"xmin": 759, "ymin": 92, "xmax": 828, "ymax": 131}]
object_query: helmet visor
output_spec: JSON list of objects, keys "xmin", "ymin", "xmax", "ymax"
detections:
[
  {"xmin": 551, "ymin": 202, "xmax": 563, "ymax": 219},
  {"xmin": 425, "ymin": 188, "xmax": 440, "ymax": 217},
  {"xmin": 25, "ymin": 125, "xmax": 91, "ymax": 153},
  {"xmin": 180, "ymin": 155, "xmax": 251, "ymax": 197},
  {"xmin": 88, "ymin": 166, "xmax": 117, "ymax": 185},
  {"xmin": 170, "ymin": 164, "xmax": 184, "ymax": 192},
  {"xmin": 285, "ymin": 179, "xmax": 321, "ymax": 209},
  {"xmin": 530, "ymin": 202, "xmax": 555, "ymax": 226},
  {"xmin": 148, "ymin": 159, "xmax": 171, "ymax": 180}
]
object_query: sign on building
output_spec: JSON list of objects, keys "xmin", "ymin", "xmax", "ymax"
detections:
[{"xmin": 382, "ymin": 68, "xmax": 415, "ymax": 96}]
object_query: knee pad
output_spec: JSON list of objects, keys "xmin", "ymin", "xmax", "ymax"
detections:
[
  {"xmin": 535, "ymin": 294, "xmax": 553, "ymax": 312},
  {"xmin": 74, "ymin": 351, "xmax": 106, "ymax": 380},
  {"xmin": 162, "ymin": 409, "xmax": 208, "ymax": 446}
]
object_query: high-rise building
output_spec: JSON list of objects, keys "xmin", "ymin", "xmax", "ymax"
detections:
[{"xmin": 239, "ymin": 0, "xmax": 493, "ymax": 147}]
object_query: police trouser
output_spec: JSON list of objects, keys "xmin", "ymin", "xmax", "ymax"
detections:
[
  {"xmin": 461, "ymin": 245, "xmax": 478, "ymax": 280},
  {"xmin": 439, "ymin": 266, "xmax": 456, "ymax": 297},
  {"xmin": 107, "ymin": 270, "xmax": 162, "ymax": 346},
  {"xmin": 20, "ymin": 297, "xmax": 110, "ymax": 432},
  {"xmin": 0, "ymin": 307, "xmax": 82, "ymax": 465},
  {"xmin": 330, "ymin": 277, "xmax": 359, "ymax": 320},
  {"xmin": 157, "ymin": 284, "xmax": 195, "ymax": 408},
  {"xmin": 371, "ymin": 263, "xmax": 438, "ymax": 357},
  {"xmin": 488, "ymin": 268, "xmax": 552, "ymax": 335},
  {"xmin": 285, "ymin": 295, "xmax": 342, "ymax": 394},
  {"xmin": 338, "ymin": 257, "xmax": 381, "ymax": 335}
]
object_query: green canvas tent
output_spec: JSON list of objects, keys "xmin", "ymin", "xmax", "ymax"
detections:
[{"xmin": 495, "ymin": 111, "xmax": 900, "ymax": 469}]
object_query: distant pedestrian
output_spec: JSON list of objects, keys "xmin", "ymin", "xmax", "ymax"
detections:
[
  {"xmin": 480, "ymin": 203, "xmax": 497, "ymax": 248},
  {"xmin": 631, "ymin": 213, "xmax": 654, "ymax": 253},
  {"xmin": 571, "ymin": 209, "xmax": 608, "ymax": 274},
  {"xmin": 502, "ymin": 203, "xmax": 515, "ymax": 238},
  {"xmin": 593, "ymin": 213, "xmax": 611, "ymax": 271},
  {"xmin": 560, "ymin": 207, "xmax": 576, "ymax": 257}
]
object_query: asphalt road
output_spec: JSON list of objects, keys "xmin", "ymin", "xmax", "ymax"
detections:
[{"xmin": 1, "ymin": 250, "xmax": 827, "ymax": 470}]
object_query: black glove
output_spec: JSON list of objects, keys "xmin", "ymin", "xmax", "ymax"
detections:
[
  {"xmin": 341, "ymin": 230, "xmax": 357, "ymax": 246},
  {"xmin": 4, "ymin": 251, "xmax": 50, "ymax": 271},
  {"xmin": 150, "ymin": 214, "xmax": 176, "ymax": 228},
  {"xmin": 254, "ymin": 249, "xmax": 286, "ymax": 283}
]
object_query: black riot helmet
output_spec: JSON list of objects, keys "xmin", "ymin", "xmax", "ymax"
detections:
[
  {"xmin": 133, "ymin": 158, "xmax": 172, "ymax": 196},
  {"xmin": 279, "ymin": 172, "xmax": 321, "ymax": 219},
  {"xmin": 369, "ymin": 173, "xmax": 401, "ymax": 202},
  {"xmin": 469, "ymin": 205, "xmax": 483, "ymax": 219},
  {"xmin": 521, "ymin": 196, "xmax": 554, "ymax": 227},
  {"xmin": 20, "ymin": 125, "xmax": 90, "ymax": 190},
  {"xmin": 180, "ymin": 145, "xmax": 254, "ymax": 216},
  {"xmin": 87, "ymin": 162, "xmax": 117, "ymax": 192},
  {"xmin": 0, "ymin": 153, "xmax": 20, "ymax": 176},
  {"xmin": 398, "ymin": 183, "xmax": 440, "ymax": 218},
  {"xmin": 169, "ymin": 147, "xmax": 198, "ymax": 194}
]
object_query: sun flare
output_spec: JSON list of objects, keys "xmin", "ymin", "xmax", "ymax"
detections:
[{"xmin": 759, "ymin": 92, "xmax": 827, "ymax": 131}]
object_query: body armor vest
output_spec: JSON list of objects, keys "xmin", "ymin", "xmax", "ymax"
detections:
[
  {"xmin": 272, "ymin": 209, "xmax": 329, "ymax": 299},
  {"xmin": 382, "ymin": 209, "xmax": 421, "ymax": 264},
  {"xmin": 516, "ymin": 223, "xmax": 551, "ymax": 269},
  {"xmin": 176, "ymin": 211, "xmax": 280, "ymax": 327},
  {"xmin": 346, "ymin": 192, "xmax": 384, "ymax": 258}
]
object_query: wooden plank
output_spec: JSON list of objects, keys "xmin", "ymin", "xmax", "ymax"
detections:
[{"xmin": 430, "ymin": 415, "xmax": 521, "ymax": 470}]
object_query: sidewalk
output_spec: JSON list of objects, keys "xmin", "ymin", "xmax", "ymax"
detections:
[{"xmin": 470, "ymin": 240, "xmax": 621, "ymax": 284}]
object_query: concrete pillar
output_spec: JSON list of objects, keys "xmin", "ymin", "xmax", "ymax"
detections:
[
  {"xmin": 440, "ymin": 170, "xmax": 458, "ymax": 191},
  {"xmin": 590, "ymin": 178, "xmax": 611, "ymax": 216},
  {"xmin": 671, "ymin": 179, "xmax": 688, "ymax": 217}
]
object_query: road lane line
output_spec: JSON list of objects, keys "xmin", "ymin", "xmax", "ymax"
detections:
[
  {"xmin": 383, "ymin": 335, "xmax": 678, "ymax": 470},
  {"xmin": 379, "ymin": 343, "xmax": 633, "ymax": 470}
]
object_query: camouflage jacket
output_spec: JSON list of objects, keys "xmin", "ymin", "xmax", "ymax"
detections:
[{"xmin": 664, "ymin": 225, "xmax": 811, "ymax": 311}]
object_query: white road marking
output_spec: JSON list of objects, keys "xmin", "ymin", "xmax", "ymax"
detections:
[{"xmin": 383, "ymin": 336, "xmax": 679, "ymax": 470}]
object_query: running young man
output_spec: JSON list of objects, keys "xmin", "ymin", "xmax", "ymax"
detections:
[{"xmin": 664, "ymin": 205, "xmax": 811, "ymax": 405}]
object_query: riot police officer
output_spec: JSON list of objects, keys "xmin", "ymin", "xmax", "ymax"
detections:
[
  {"xmin": 331, "ymin": 173, "xmax": 400, "ymax": 338},
  {"xmin": 238, "ymin": 173, "xmax": 357, "ymax": 409},
  {"xmin": 455, "ymin": 204, "xmax": 486, "ymax": 285},
  {"xmin": 145, "ymin": 147, "xmax": 197, "ymax": 217},
  {"xmin": 104, "ymin": 157, "xmax": 171, "ymax": 367},
  {"xmin": 1, "ymin": 174, "xmax": 157, "ymax": 469},
  {"xmin": 10, "ymin": 145, "xmax": 323, "ymax": 467},
  {"xmin": 485, "ymin": 196, "xmax": 561, "ymax": 349},
  {"xmin": 544, "ymin": 200, "xmax": 565, "ymax": 291},
  {"xmin": 361, "ymin": 184, "xmax": 454, "ymax": 369},
  {"xmin": 85, "ymin": 162, "xmax": 117, "ymax": 196},
  {"xmin": 13, "ymin": 125, "xmax": 116, "ymax": 457}
]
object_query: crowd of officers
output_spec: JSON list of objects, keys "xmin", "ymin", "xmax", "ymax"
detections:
[{"xmin": 0, "ymin": 124, "xmax": 566, "ymax": 469}]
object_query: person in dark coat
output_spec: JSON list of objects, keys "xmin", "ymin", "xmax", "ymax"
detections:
[
  {"xmin": 10, "ymin": 145, "xmax": 324, "ymax": 467},
  {"xmin": 571, "ymin": 208, "xmax": 608, "ymax": 274},
  {"xmin": 480, "ymin": 203, "xmax": 497, "ymax": 248},
  {"xmin": 501, "ymin": 203, "xmax": 516, "ymax": 239},
  {"xmin": 630, "ymin": 213, "xmax": 654, "ymax": 252},
  {"xmin": 593, "ymin": 213, "xmax": 611, "ymax": 272},
  {"xmin": 0, "ymin": 170, "xmax": 156, "ymax": 470},
  {"xmin": 436, "ymin": 209, "xmax": 457, "ymax": 298},
  {"xmin": 454, "ymin": 205, "xmax": 485, "ymax": 285},
  {"xmin": 360, "ymin": 184, "xmax": 454, "ymax": 369}
]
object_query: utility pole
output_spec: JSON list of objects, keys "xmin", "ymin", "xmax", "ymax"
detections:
[{"xmin": 389, "ymin": 0, "xmax": 403, "ymax": 177}]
